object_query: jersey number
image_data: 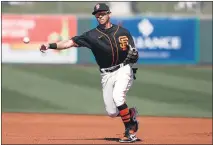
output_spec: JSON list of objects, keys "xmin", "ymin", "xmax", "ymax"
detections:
[{"xmin": 118, "ymin": 36, "xmax": 128, "ymax": 51}]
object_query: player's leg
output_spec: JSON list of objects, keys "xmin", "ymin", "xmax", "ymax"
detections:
[
  {"xmin": 100, "ymin": 72, "xmax": 119, "ymax": 117},
  {"xmin": 112, "ymin": 64, "xmax": 139, "ymax": 143}
]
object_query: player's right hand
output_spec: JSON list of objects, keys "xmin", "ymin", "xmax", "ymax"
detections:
[{"xmin": 40, "ymin": 44, "xmax": 49, "ymax": 53}]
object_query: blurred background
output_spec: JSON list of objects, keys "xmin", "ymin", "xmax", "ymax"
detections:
[{"xmin": 2, "ymin": 1, "xmax": 212, "ymax": 118}]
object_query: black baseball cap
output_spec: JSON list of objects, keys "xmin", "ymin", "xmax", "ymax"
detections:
[{"xmin": 92, "ymin": 3, "xmax": 110, "ymax": 15}]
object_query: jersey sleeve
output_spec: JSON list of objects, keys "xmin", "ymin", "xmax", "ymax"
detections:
[{"xmin": 71, "ymin": 32, "xmax": 92, "ymax": 49}]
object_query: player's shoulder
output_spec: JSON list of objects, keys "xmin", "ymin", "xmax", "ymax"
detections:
[
  {"xmin": 114, "ymin": 24, "xmax": 130, "ymax": 34},
  {"xmin": 87, "ymin": 28, "xmax": 96, "ymax": 33},
  {"xmin": 78, "ymin": 28, "xmax": 97, "ymax": 39},
  {"xmin": 83, "ymin": 28, "xmax": 99, "ymax": 36}
]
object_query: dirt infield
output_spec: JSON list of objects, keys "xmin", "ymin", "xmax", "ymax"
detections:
[{"xmin": 2, "ymin": 113, "xmax": 212, "ymax": 144}]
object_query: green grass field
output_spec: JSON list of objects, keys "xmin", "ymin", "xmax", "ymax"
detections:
[{"xmin": 2, "ymin": 64, "xmax": 212, "ymax": 118}]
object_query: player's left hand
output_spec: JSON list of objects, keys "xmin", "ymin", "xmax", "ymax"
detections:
[{"xmin": 124, "ymin": 45, "xmax": 139, "ymax": 64}]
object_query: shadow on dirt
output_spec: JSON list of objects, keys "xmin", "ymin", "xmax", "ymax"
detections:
[{"xmin": 49, "ymin": 137, "xmax": 142, "ymax": 142}]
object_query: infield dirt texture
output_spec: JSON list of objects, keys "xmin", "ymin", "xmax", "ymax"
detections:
[{"xmin": 2, "ymin": 113, "xmax": 212, "ymax": 144}]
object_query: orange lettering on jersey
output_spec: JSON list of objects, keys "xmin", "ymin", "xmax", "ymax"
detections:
[{"xmin": 118, "ymin": 36, "xmax": 128, "ymax": 51}]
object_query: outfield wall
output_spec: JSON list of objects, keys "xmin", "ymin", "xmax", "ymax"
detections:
[{"xmin": 2, "ymin": 14, "xmax": 212, "ymax": 64}]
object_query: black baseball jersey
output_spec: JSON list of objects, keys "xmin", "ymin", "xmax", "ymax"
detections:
[{"xmin": 72, "ymin": 24, "xmax": 135, "ymax": 69}]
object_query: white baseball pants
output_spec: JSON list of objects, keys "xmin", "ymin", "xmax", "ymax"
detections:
[{"xmin": 100, "ymin": 64, "xmax": 134, "ymax": 117}]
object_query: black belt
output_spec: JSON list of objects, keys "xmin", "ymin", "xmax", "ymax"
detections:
[{"xmin": 100, "ymin": 63, "xmax": 125, "ymax": 73}]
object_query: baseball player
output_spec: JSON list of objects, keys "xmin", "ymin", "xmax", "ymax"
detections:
[{"xmin": 40, "ymin": 3, "xmax": 139, "ymax": 143}]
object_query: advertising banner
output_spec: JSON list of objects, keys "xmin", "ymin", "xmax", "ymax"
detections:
[
  {"xmin": 110, "ymin": 17, "xmax": 198, "ymax": 64},
  {"xmin": 2, "ymin": 14, "xmax": 78, "ymax": 64}
]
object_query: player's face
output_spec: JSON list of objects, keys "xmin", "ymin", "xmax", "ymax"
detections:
[{"xmin": 95, "ymin": 11, "xmax": 110, "ymax": 25}]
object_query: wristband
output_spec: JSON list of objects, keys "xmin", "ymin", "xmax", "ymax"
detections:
[{"xmin": 49, "ymin": 43, "xmax": 57, "ymax": 49}]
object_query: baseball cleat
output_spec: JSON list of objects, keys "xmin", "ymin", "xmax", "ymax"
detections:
[
  {"xmin": 119, "ymin": 128, "xmax": 138, "ymax": 143},
  {"xmin": 129, "ymin": 107, "xmax": 139, "ymax": 132}
]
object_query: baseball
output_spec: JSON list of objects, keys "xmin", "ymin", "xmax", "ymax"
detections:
[{"xmin": 23, "ymin": 37, "xmax": 30, "ymax": 44}]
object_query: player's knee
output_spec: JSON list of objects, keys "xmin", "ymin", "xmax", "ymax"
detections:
[
  {"xmin": 113, "ymin": 91, "xmax": 126, "ymax": 107},
  {"xmin": 113, "ymin": 96, "xmax": 126, "ymax": 107},
  {"xmin": 107, "ymin": 111, "xmax": 119, "ymax": 118}
]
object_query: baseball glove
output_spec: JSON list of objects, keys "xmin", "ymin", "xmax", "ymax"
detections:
[{"xmin": 123, "ymin": 45, "xmax": 139, "ymax": 64}]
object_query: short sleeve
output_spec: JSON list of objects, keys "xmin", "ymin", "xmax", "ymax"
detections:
[
  {"xmin": 71, "ymin": 32, "xmax": 92, "ymax": 49},
  {"xmin": 126, "ymin": 31, "xmax": 135, "ymax": 48}
]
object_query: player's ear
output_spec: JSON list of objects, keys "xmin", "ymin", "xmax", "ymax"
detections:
[
  {"xmin": 108, "ymin": 14, "xmax": 111, "ymax": 18},
  {"xmin": 108, "ymin": 11, "xmax": 112, "ymax": 17}
]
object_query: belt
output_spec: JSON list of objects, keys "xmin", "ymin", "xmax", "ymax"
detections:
[{"xmin": 100, "ymin": 63, "xmax": 125, "ymax": 73}]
